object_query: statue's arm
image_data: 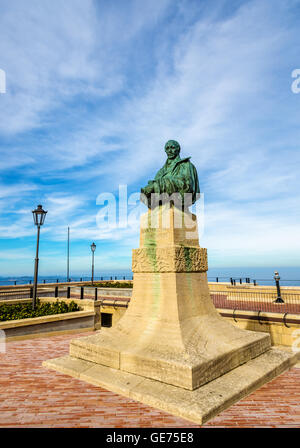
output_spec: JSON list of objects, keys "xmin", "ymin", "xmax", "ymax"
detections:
[
  {"xmin": 141, "ymin": 180, "xmax": 155, "ymax": 195},
  {"xmin": 141, "ymin": 162, "xmax": 197, "ymax": 193},
  {"xmin": 153, "ymin": 162, "xmax": 193, "ymax": 195},
  {"xmin": 155, "ymin": 175, "xmax": 188, "ymax": 195}
]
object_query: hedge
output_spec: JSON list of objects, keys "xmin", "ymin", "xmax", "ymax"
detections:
[
  {"xmin": 0, "ymin": 299, "xmax": 80, "ymax": 321},
  {"xmin": 83, "ymin": 281, "xmax": 133, "ymax": 288}
]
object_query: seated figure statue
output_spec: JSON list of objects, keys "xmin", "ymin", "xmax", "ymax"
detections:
[{"xmin": 141, "ymin": 140, "xmax": 200, "ymax": 209}]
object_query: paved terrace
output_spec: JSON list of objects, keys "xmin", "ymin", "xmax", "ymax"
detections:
[{"xmin": 0, "ymin": 331, "xmax": 300, "ymax": 428}]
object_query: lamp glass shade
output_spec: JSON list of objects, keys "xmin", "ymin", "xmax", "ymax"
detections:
[
  {"xmin": 91, "ymin": 242, "xmax": 96, "ymax": 252},
  {"xmin": 32, "ymin": 204, "xmax": 47, "ymax": 226}
]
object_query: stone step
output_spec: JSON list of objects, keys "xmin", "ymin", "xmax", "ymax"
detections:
[{"xmin": 43, "ymin": 347, "xmax": 298, "ymax": 425}]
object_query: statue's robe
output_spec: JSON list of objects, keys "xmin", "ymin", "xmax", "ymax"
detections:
[{"xmin": 142, "ymin": 155, "xmax": 200, "ymax": 208}]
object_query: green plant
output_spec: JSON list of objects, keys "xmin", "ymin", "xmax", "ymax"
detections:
[
  {"xmin": 83, "ymin": 281, "xmax": 133, "ymax": 288},
  {"xmin": 0, "ymin": 299, "xmax": 80, "ymax": 321}
]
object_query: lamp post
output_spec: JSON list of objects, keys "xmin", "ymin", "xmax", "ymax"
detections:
[
  {"xmin": 32, "ymin": 205, "xmax": 47, "ymax": 310},
  {"xmin": 91, "ymin": 242, "xmax": 96, "ymax": 285},
  {"xmin": 274, "ymin": 271, "xmax": 284, "ymax": 303},
  {"xmin": 67, "ymin": 226, "xmax": 70, "ymax": 282}
]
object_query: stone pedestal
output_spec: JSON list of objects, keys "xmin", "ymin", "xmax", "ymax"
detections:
[{"xmin": 43, "ymin": 205, "xmax": 298, "ymax": 424}]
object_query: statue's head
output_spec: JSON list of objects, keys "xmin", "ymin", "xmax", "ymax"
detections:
[{"xmin": 164, "ymin": 140, "xmax": 180, "ymax": 159}]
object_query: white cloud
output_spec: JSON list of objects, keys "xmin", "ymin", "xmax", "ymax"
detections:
[
  {"xmin": 33, "ymin": 0, "xmax": 299, "ymax": 185},
  {"xmin": 0, "ymin": 183, "xmax": 37, "ymax": 199},
  {"xmin": 0, "ymin": 0, "xmax": 300, "ymax": 271},
  {"xmin": 0, "ymin": 0, "xmax": 172, "ymax": 136}
]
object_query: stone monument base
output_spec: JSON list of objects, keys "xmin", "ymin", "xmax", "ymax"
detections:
[
  {"xmin": 43, "ymin": 348, "xmax": 297, "ymax": 425},
  {"xmin": 43, "ymin": 206, "xmax": 298, "ymax": 423},
  {"xmin": 67, "ymin": 302, "xmax": 271, "ymax": 390}
]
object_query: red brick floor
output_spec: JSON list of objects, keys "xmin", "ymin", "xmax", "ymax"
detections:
[
  {"xmin": 0, "ymin": 331, "xmax": 299, "ymax": 428},
  {"xmin": 211, "ymin": 294, "xmax": 300, "ymax": 315}
]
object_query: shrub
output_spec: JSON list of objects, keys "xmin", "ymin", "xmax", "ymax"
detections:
[
  {"xmin": 0, "ymin": 299, "xmax": 80, "ymax": 321},
  {"xmin": 85, "ymin": 281, "xmax": 133, "ymax": 288}
]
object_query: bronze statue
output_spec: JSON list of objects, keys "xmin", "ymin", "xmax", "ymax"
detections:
[{"xmin": 141, "ymin": 140, "xmax": 200, "ymax": 208}]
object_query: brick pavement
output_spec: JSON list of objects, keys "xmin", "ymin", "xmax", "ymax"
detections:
[
  {"xmin": 211, "ymin": 294, "xmax": 300, "ymax": 315},
  {"xmin": 0, "ymin": 331, "xmax": 299, "ymax": 428}
]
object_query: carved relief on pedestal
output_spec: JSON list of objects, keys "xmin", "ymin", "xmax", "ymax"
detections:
[{"xmin": 132, "ymin": 246, "xmax": 208, "ymax": 273}]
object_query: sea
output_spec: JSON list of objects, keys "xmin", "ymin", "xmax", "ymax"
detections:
[{"xmin": 0, "ymin": 267, "xmax": 299, "ymax": 287}]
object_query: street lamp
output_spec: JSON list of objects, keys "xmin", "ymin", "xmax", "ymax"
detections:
[
  {"xmin": 91, "ymin": 242, "xmax": 96, "ymax": 285},
  {"xmin": 274, "ymin": 271, "xmax": 284, "ymax": 303},
  {"xmin": 32, "ymin": 205, "xmax": 47, "ymax": 309}
]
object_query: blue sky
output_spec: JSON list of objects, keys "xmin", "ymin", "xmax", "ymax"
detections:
[{"xmin": 0, "ymin": 0, "xmax": 300, "ymax": 277}]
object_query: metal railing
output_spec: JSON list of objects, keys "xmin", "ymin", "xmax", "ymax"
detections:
[
  {"xmin": 207, "ymin": 276, "xmax": 300, "ymax": 287},
  {"xmin": 0, "ymin": 285, "xmax": 131, "ymax": 307},
  {"xmin": 210, "ymin": 290, "xmax": 300, "ymax": 315},
  {"xmin": 0, "ymin": 275, "xmax": 134, "ymax": 286},
  {"xmin": 2, "ymin": 274, "xmax": 300, "ymax": 287},
  {"xmin": 1, "ymin": 284, "xmax": 300, "ymax": 316}
]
